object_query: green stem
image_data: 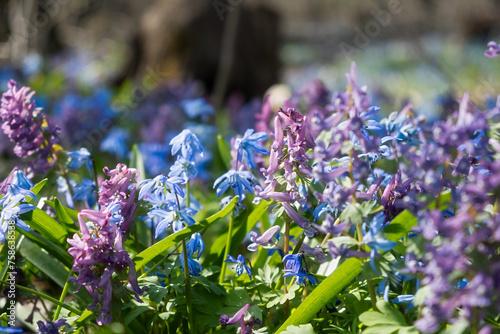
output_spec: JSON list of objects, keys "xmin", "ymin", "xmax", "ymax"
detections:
[
  {"xmin": 0, "ymin": 280, "xmax": 82, "ymax": 315},
  {"xmin": 182, "ymin": 239, "xmax": 195, "ymax": 334},
  {"xmin": 219, "ymin": 209, "xmax": 235, "ymax": 285},
  {"xmin": 366, "ymin": 278, "xmax": 379, "ymax": 312},
  {"xmin": 91, "ymin": 157, "xmax": 100, "ymax": 211},
  {"xmin": 186, "ymin": 181, "xmax": 191, "ymax": 208},
  {"xmin": 53, "ymin": 271, "xmax": 72, "ymax": 321}
]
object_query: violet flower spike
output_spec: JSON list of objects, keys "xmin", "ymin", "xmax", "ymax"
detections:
[{"xmin": 219, "ymin": 303, "xmax": 252, "ymax": 333}]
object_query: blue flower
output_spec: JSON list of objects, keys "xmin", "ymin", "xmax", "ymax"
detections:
[
  {"xmin": 234, "ymin": 129, "xmax": 269, "ymax": 169},
  {"xmin": 57, "ymin": 176, "xmax": 77, "ymax": 208},
  {"xmin": 139, "ymin": 142, "xmax": 169, "ymax": 176},
  {"xmin": 139, "ymin": 175, "xmax": 185, "ymax": 202},
  {"xmin": 213, "ymin": 170, "xmax": 257, "ymax": 200},
  {"xmin": 186, "ymin": 232, "xmax": 204, "ymax": 259},
  {"xmin": 225, "ymin": 254, "xmax": 252, "ymax": 280},
  {"xmin": 181, "ymin": 98, "xmax": 215, "ymax": 119},
  {"xmin": 169, "ymin": 129, "xmax": 204, "ymax": 162},
  {"xmin": 100, "ymin": 128, "xmax": 130, "ymax": 159},
  {"xmin": 0, "ymin": 194, "xmax": 34, "ymax": 242},
  {"xmin": 11, "ymin": 170, "xmax": 33, "ymax": 190},
  {"xmin": 147, "ymin": 206, "xmax": 197, "ymax": 238},
  {"xmin": 393, "ymin": 294, "xmax": 415, "ymax": 310},
  {"xmin": 72, "ymin": 178, "xmax": 96, "ymax": 208},
  {"xmin": 168, "ymin": 156, "xmax": 198, "ymax": 181},
  {"xmin": 363, "ymin": 213, "xmax": 397, "ymax": 274},
  {"xmin": 180, "ymin": 253, "xmax": 203, "ymax": 276},
  {"xmin": 0, "ymin": 326, "xmax": 24, "ymax": 333},
  {"xmin": 282, "ymin": 253, "xmax": 318, "ymax": 286},
  {"xmin": 66, "ymin": 147, "xmax": 92, "ymax": 176}
]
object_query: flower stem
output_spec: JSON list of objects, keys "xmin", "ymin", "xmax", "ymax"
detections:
[
  {"xmin": 367, "ymin": 278, "xmax": 379, "ymax": 312},
  {"xmin": 186, "ymin": 180, "xmax": 191, "ymax": 208},
  {"xmin": 182, "ymin": 239, "xmax": 195, "ymax": 333},
  {"xmin": 219, "ymin": 209, "xmax": 235, "ymax": 285},
  {"xmin": 284, "ymin": 219, "xmax": 291, "ymax": 320},
  {"xmin": 53, "ymin": 271, "xmax": 72, "ymax": 321}
]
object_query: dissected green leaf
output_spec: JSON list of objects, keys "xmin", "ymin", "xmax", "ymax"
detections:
[{"xmin": 283, "ymin": 324, "xmax": 316, "ymax": 334}]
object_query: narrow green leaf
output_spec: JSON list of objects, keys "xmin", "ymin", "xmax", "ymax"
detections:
[
  {"xmin": 275, "ymin": 258, "xmax": 363, "ymax": 333},
  {"xmin": 0, "ymin": 280, "xmax": 82, "ymax": 315},
  {"xmin": 133, "ymin": 196, "xmax": 238, "ymax": 271},
  {"xmin": 17, "ymin": 227, "xmax": 73, "ymax": 267},
  {"xmin": 20, "ymin": 208, "xmax": 68, "ymax": 244},
  {"xmin": 54, "ymin": 198, "xmax": 77, "ymax": 230},
  {"xmin": 19, "ymin": 238, "xmax": 87, "ymax": 304},
  {"xmin": 130, "ymin": 144, "xmax": 146, "ymax": 181},
  {"xmin": 217, "ymin": 134, "xmax": 232, "ymax": 170},
  {"xmin": 45, "ymin": 200, "xmax": 79, "ymax": 220},
  {"xmin": 72, "ymin": 310, "xmax": 93, "ymax": 327},
  {"xmin": 124, "ymin": 305, "xmax": 154, "ymax": 326},
  {"xmin": 27, "ymin": 178, "xmax": 48, "ymax": 204}
]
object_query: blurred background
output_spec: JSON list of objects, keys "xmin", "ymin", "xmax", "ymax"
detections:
[{"xmin": 0, "ymin": 0, "xmax": 500, "ymax": 173}]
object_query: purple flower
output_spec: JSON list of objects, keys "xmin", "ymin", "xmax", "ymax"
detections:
[
  {"xmin": 234, "ymin": 129, "xmax": 269, "ymax": 169},
  {"xmin": 0, "ymin": 80, "xmax": 60, "ymax": 173},
  {"xmin": 37, "ymin": 318, "xmax": 69, "ymax": 334},
  {"xmin": 99, "ymin": 164, "xmax": 139, "ymax": 234},
  {"xmin": 247, "ymin": 225, "xmax": 280, "ymax": 251},
  {"xmin": 485, "ymin": 41, "xmax": 500, "ymax": 58},
  {"xmin": 282, "ymin": 202, "xmax": 315, "ymax": 237},
  {"xmin": 225, "ymin": 254, "xmax": 252, "ymax": 280},
  {"xmin": 67, "ymin": 210, "xmax": 147, "ymax": 325},
  {"xmin": 219, "ymin": 303, "xmax": 252, "ymax": 331}
]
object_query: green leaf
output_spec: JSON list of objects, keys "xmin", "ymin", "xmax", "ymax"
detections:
[
  {"xmin": 283, "ymin": 324, "xmax": 316, "ymax": 334},
  {"xmin": 133, "ymin": 196, "xmax": 238, "ymax": 271},
  {"xmin": 275, "ymin": 258, "xmax": 363, "ymax": 333},
  {"xmin": 54, "ymin": 198, "xmax": 77, "ymax": 230},
  {"xmin": 340, "ymin": 203, "xmax": 364, "ymax": 225},
  {"xmin": 217, "ymin": 134, "xmax": 232, "ymax": 170},
  {"xmin": 384, "ymin": 210, "xmax": 418, "ymax": 242},
  {"xmin": 362, "ymin": 325, "xmax": 401, "ymax": 334},
  {"xmin": 130, "ymin": 144, "xmax": 146, "ymax": 181},
  {"xmin": 124, "ymin": 305, "xmax": 154, "ymax": 326},
  {"xmin": 45, "ymin": 200, "xmax": 79, "ymax": 220},
  {"xmin": 27, "ymin": 178, "xmax": 48, "ymax": 204},
  {"xmin": 72, "ymin": 310, "xmax": 94, "ymax": 327},
  {"xmin": 17, "ymin": 227, "xmax": 73, "ymax": 267},
  {"xmin": 20, "ymin": 208, "xmax": 68, "ymax": 244},
  {"xmin": 359, "ymin": 301, "xmax": 407, "ymax": 327}
]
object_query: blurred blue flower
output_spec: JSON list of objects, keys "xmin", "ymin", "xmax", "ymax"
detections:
[
  {"xmin": 225, "ymin": 254, "xmax": 252, "ymax": 280},
  {"xmin": 234, "ymin": 129, "xmax": 269, "ymax": 169},
  {"xmin": 100, "ymin": 128, "xmax": 129, "ymax": 159},
  {"xmin": 363, "ymin": 213, "xmax": 397, "ymax": 274},
  {"xmin": 57, "ymin": 176, "xmax": 77, "ymax": 208},
  {"xmin": 181, "ymin": 98, "xmax": 215, "ymax": 119},
  {"xmin": 72, "ymin": 178, "xmax": 96, "ymax": 208},
  {"xmin": 66, "ymin": 147, "xmax": 92, "ymax": 176},
  {"xmin": 139, "ymin": 142, "xmax": 169, "ymax": 176}
]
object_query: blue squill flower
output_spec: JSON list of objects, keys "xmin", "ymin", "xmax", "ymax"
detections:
[
  {"xmin": 282, "ymin": 253, "xmax": 318, "ymax": 286},
  {"xmin": 147, "ymin": 206, "xmax": 197, "ymax": 238},
  {"xmin": 169, "ymin": 129, "xmax": 204, "ymax": 162},
  {"xmin": 168, "ymin": 156, "xmax": 198, "ymax": 181},
  {"xmin": 393, "ymin": 294, "xmax": 415, "ymax": 311},
  {"xmin": 180, "ymin": 253, "xmax": 203, "ymax": 276},
  {"xmin": 0, "ymin": 194, "xmax": 34, "ymax": 242},
  {"xmin": 186, "ymin": 232, "xmax": 204, "ymax": 259},
  {"xmin": 225, "ymin": 254, "xmax": 252, "ymax": 280},
  {"xmin": 181, "ymin": 98, "xmax": 215, "ymax": 119},
  {"xmin": 37, "ymin": 318, "xmax": 70, "ymax": 334},
  {"xmin": 363, "ymin": 213, "xmax": 397, "ymax": 274},
  {"xmin": 213, "ymin": 169, "xmax": 257, "ymax": 200},
  {"xmin": 139, "ymin": 175, "xmax": 185, "ymax": 202},
  {"xmin": 0, "ymin": 326, "xmax": 24, "ymax": 333},
  {"xmin": 72, "ymin": 178, "xmax": 96, "ymax": 208},
  {"xmin": 66, "ymin": 147, "xmax": 92, "ymax": 172},
  {"xmin": 100, "ymin": 128, "xmax": 129, "ymax": 159},
  {"xmin": 234, "ymin": 129, "xmax": 269, "ymax": 169},
  {"xmin": 12, "ymin": 169, "xmax": 33, "ymax": 190}
]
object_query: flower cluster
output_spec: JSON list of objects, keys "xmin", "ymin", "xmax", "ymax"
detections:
[{"xmin": 0, "ymin": 80, "xmax": 60, "ymax": 173}]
